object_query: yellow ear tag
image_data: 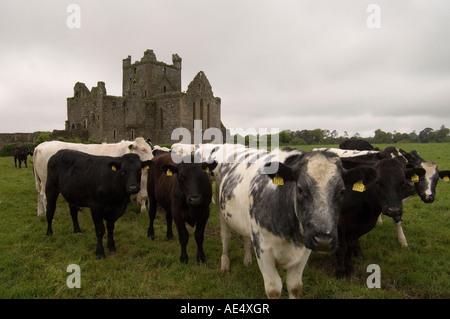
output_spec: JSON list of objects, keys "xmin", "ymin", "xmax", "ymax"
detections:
[
  {"xmin": 166, "ymin": 169, "xmax": 173, "ymax": 176},
  {"xmin": 273, "ymin": 174, "xmax": 284, "ymax": 186},
  {"xmin": 411, "ymin": 174, "xmax": 419, "ymax": 183},
  {"xmin": 111, "ymin": 165, "xmax": 117, "ymax": 172},
  {"xmin": 352, "ymin": 180, "xmax": 366, "ymax": 192},
  {"xmin": 144, "ymin": 165, "xmax": 150, "ymax": 170},
  {"xmin": 205, "ymin": 167, "xmax": 210, "ymax": 173},
  {"xmin": 443, "ymin": 176, "xmax": 449, "ymax": 182}
]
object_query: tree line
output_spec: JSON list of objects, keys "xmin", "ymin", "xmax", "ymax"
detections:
[{"xmin": 276, "ymin": 125, "xmax": 449, "ymax": 146}]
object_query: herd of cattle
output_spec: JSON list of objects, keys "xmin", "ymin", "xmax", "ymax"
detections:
[{"xmin": 11, "ymin": 138, "xmax": 449, "ymax": 298}]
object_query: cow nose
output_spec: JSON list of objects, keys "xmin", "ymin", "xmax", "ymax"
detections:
[
  {"xmin": 128, "ymin": 185, "xmax": 140, "ymax": 194},
  {"xmin": 312, "ymin": 234, "xmax": 335, "ymax": 252},
  {"xmin": 423, "ymin": 194, "xmax": 435, "ymax": 203},
  {"xmin": 385, "ymin": 206, "xmax": 401, "ymax": 217},
  {"xmin": 188, "ymin": 196, "xmax": 201, "ymax": 205}
]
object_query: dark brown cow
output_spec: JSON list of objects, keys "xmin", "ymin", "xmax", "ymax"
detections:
[{"xmin": 147, "ymin": 152, "xmax": 217, "ymax": 264}]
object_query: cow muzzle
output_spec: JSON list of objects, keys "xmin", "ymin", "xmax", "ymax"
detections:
[
  {"xmin": 420, "ymin": 194, "xmax": 435, "ymax": 204},
  {"xmin": 384, "ymin": 205, "xmax": 402, "ymax": 217},
  {"xmin": 127, "ymin": 185, "xmax": 140, "ymax": 194},
  {"xmin": 187, "ymin": 195, "xmax": 201, "ymax": 206},
  {"xmin": 307, "ymin": 233, "xmax": 336, "ymax": 252}
]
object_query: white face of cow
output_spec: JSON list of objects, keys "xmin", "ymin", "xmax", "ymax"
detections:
[
  {"xmin": 417, "ymin": 161, "xmax": 439, "ymax": 203},
  {"xmin": 128, "ymin": 137, "xmax": 154, "ymax": 161},
  {"xmin": 296, "ymin": 152, "xmax": 344, "ymax": 251}
]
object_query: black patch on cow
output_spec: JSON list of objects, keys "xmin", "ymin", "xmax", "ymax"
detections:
[{"xmin": 251, "ymin": 230, "xmax": 263, "ymax": 258}]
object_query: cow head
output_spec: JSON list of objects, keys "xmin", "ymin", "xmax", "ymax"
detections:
[
  {"xmin": 374, "ymin": 158, "xmax": 426, "ymax": 221},
  {"xmin": 108, "ymin": 153, "xmax": 152, "ymax": 195},
  {"xmin": 400, "ymin": 149, "xmax": 448, "ymax": 204},
  {"xmin": 266, "ymin": 151, "xmax": 376, "ymax": 252},
  {"xmin": 161, "ymin": 156, "xmax": 218, "ymax": 206},
  {"xmin": 128, "ymin": 137, "xmax": 154, "ymax": 161}
]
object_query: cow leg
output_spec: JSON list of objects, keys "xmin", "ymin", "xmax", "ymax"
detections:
[
  {"xmin": 165, "ymin": 210, "xmax": 174, "ymax": 240},
  {"xmin": 45, "ymin": 191, "xmax": 59, "ymax": 236},
  {"xmin": 243, "ymin": 236, "xmax": 252, "ymax": 267},
  {"xmin": 343, "ymin": 239, "xmax": 355, "ymax": 277},
  {"xmin": 24, "ymin": 158, "xmax": 28, "ymax": 168},
  {"xmin": 147, "ymin": 195, "xmax": 157, "ymax": 239},
  {"xmin": 91, "ymin": 209, "xmax": 106, "ymax": 259},
  {"xmin": 175, "ymin": 220, "xmax": 190, "ymax": 264},
  {"xmin": 69, "ymin": 204, "xmax": 82, "ymax": 233},
  {"xmin": 219, "ymin": 214, "xmax": 232, "ymax": 273},
  {"xmin": 37, "ymin": 190, "xmax": 46, "ymax": 217},
  {"xmin": 194, "ymin": 213, "xmax": 209, "ymax": 263},
  {"xmin": 256, "ymin": 250, "xmax": 282, "ymax": 299},
  {"xmin": 377, "ymin": 215, "xmax": 383, "ymax": 225},
  {"xmin": 351, "ymin": 239, "xmax": 364, "ymax": 259},
  {"xmin": 106, "ymin": 218, "xmax": 117, "ymax": 254},
  {"xmin": 14, "ymin": 158, "xmax": 17, "ymax": 168},
  {"xmin": 335, "ymin": 230, "xmax": 347, "ymax": 279},
  {"xmin": 395, "ymin": 219, "xmax": 408, "ymax": 247},
  {"xmin": 286, "ymin": 249, "xmax": 311, "ymax": 299}
]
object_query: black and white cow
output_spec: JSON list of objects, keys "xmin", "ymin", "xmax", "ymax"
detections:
[
  {"xmin": 45, "ymin": 149, "xmax": 151, "ymax": 259},
  {"xmin": 218, "ymin": 148, "xmax": 376, "ymax": 298}
]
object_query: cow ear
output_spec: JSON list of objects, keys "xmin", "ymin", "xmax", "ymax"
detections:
[
  {"xmin": 263, "ymin": 162, "xmax": 298, "ymax": 184},
  {"xmin": 438, "ymin": 170, "xmax": 450, "ymax": 181},
  {"xmin": 161, "ymin": 163, "xmax": 178, "ymax": 176},
  {"xmin": 343, "ymin": 166, "xmax": 377, "ymax": 187},
  {"xmin": 405, "ymin": 167, "xmax": 426, "ymax": 182},
  {"xmin": 108, "ymin": 161, "xmax": 122, "ymax": 172},
  {"xmin": 141, "ymin": 160, "xmax": 153, "ymax": 170},
  {"xmin": 202, "ymin": 161, "xmax": 218, "ymax": 174}
]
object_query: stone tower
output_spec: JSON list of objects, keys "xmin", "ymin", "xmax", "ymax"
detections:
[{"xmin": 65, "ymin": 49, "xmax": 225, "ymax": 144}]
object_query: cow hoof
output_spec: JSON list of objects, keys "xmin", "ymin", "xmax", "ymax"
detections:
[
  {"xmin": 180, "ymin": 257, "xmax": 188, "ymax": 264},
  {"xmin": 96, "ymin": 254, "xmax": 106, "ymax": 260},
  {"xmin": 197, "ymin": 256, "xmax": 206, "ymax": 264},
  {"xmin": 73, "ymin": 229, "xmax": 82, "ymax": 234}
]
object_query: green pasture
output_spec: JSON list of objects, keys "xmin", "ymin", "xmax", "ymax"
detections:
[{"xmin": 0, "ymin": 143, "xmax": 448, "ymax": 299}]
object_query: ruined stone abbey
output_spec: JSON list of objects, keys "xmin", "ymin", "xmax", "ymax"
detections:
[{"xmin": 65, "ymin": 49, "xmax": 225, "ymax": 144}]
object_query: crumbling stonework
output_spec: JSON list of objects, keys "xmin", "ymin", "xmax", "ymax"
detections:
[{"xmin": 66, "ymin": 49, "xmax": 225, "ymax": 144}]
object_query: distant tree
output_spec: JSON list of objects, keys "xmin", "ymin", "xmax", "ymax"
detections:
[
  {"xmin": 279, "ymin": 131, "xmax": 292, "ymax": 144},
  {"xmin": 373, "ymin": 129, "xmax": 393, "ymax": 144},
  {"xmin": 435, "ymin": 125, "xmax": 450, "ymax": 142},
  {"xmin": 418, "ymin": 127, "xmax": 435, "ymax": 143}
]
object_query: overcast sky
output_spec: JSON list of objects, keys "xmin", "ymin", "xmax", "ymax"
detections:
[{"xmin": 1, "ymin": 0, "xmax": 449, "ymax": 137}]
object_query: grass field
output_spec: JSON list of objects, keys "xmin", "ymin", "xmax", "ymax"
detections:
[{"xmin": 0, "ymin": 143, "xmax": 448, "ymax": 299}]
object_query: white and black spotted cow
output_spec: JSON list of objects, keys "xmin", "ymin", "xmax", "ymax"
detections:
[{"xmin": 218, "ymin": 148, "xmax": 376, "ymax": 298}]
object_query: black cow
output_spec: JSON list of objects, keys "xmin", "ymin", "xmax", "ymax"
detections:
[
  {"xmin": 339, "ymin": 139, "xmax": 379, "ymax": 151},
  {"xmin": 45, "ymin": 149, "xmax": 151, "ymax": 259},
  {"xmin": 14, "ymin": 146, "xmax": 31, "ymax": 168},
  {"xmin": 335, "ymin": 157, "xmax": 426, "ymax": 278},
  {"xmin": 147, "ymin": 152, "xmax": 217, "ymax": 264}
]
